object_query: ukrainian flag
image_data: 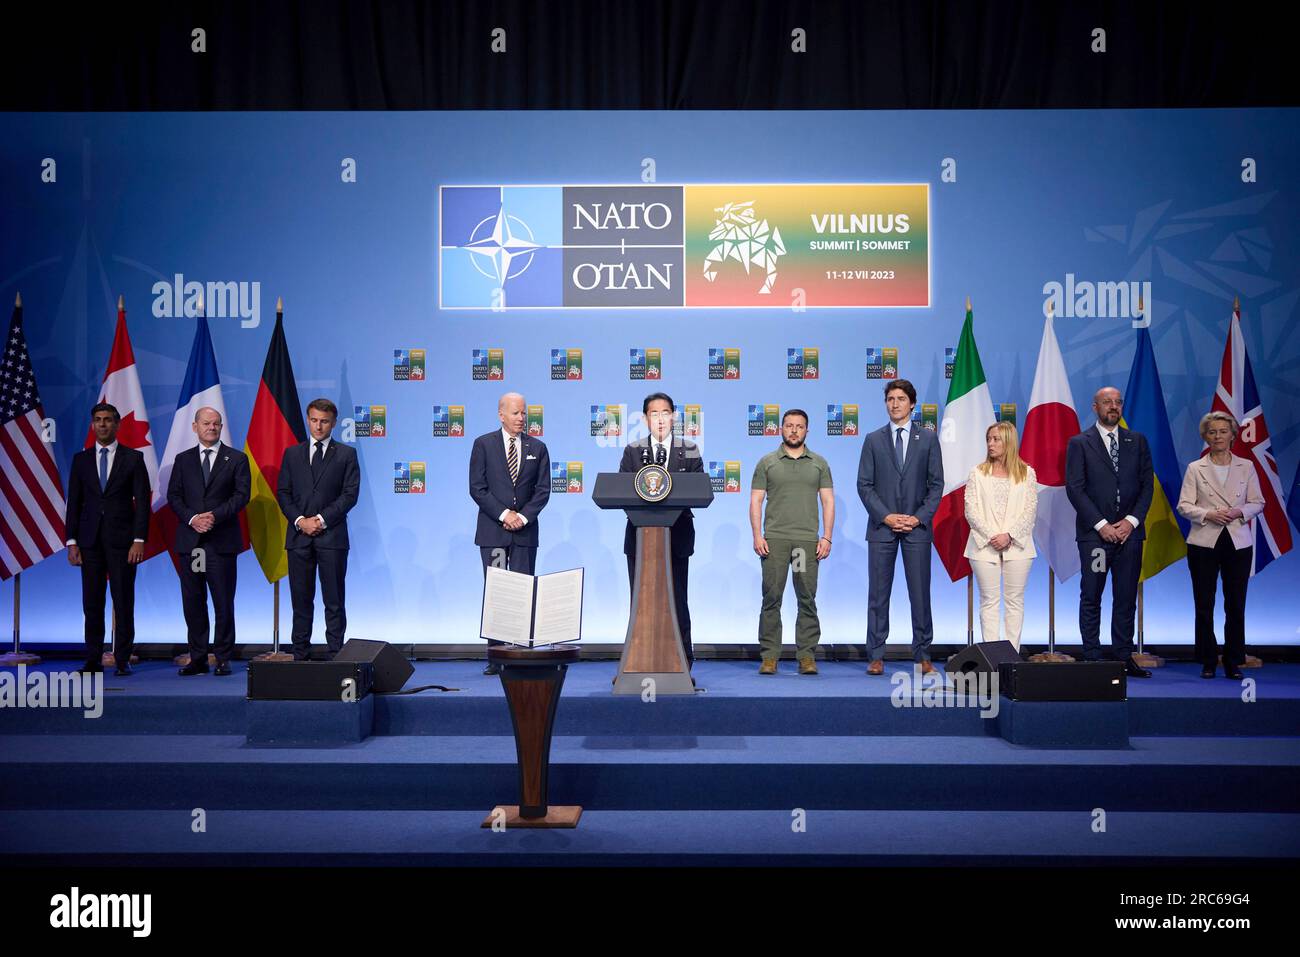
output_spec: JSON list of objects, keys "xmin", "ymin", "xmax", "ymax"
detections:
[{"xmin": 1121, "ymin": 327, "xmax": 1190, "ymax": 581}]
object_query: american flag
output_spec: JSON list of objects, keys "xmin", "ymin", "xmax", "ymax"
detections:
[
  {"xmin": 0, "ymin": 297, "xmax": 67, "ymax": 579},
  {"xmin": 1210, "ymin": 300, "xmax": 1293, "ymax": 575}
]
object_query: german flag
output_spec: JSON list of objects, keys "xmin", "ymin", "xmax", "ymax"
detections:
[{"xmin": 244, "ymin": 302, "xmax": 305, "ymax": 583}]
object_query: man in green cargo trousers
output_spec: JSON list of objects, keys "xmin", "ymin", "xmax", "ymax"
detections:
[{"xmin": 748, "ymin": 409, "xmax": 835, "ymax": 676}]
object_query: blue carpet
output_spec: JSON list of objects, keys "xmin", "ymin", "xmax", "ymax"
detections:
[
  {"xmin": 3, "ymin": 660, "xmax": 1296, "ymax": 863},
  {"xmin": 2, "ymin": 809, "xmax": 1296, "ymax": 866},
  {"xmin": 2, "ymin": 661, "xmax": 1295, "ymax": 737}
]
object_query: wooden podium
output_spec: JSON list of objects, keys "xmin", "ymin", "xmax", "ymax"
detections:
[
  {"xmin": 482, "ymin": 643, "xmax": 582, "ymax": 828},
  {"xmin": 593, "ymin": 471, "xmax": 714, "ymax": 696}
]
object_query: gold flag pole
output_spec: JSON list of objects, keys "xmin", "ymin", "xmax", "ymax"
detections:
[{"xmin": 255, "ymin": 297, "xmax": 295, "ymax": 662}]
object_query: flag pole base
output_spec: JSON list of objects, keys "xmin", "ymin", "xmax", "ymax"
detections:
[
  {"xmin": 101, "ymin": 652, "xmax": 140, "ymax": 667},
  {"xmin": 255, "ymin": 651, "xmax": 294, "ymax": 661},
  {"xmin": 1132, "ymin": 652, "xmax": 1165, "ymax": 668},
  {"xmin": 1028, "ymin": 651, "xmax": 1075, "ymax": 663},
  {"xmin": 0, "ymin": 651, "xmax": 41, "ymax": 667},
  {"xmin": 1229, "ymin": 654, "xmax": 1263, "ymax": 669}
]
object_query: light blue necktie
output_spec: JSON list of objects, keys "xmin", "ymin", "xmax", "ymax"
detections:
[
  {"xmin": 1108, "ymin": 431, "xmax": 1120, "ymax": 508},
  {"xmin": 99, "ymin": 447, "xmax": 109, "ymax": 490}
]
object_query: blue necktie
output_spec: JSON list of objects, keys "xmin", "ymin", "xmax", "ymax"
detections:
[
  {"xmin": 895, "ymin": 428, "xmax": 905, "ymax": 470},
  {"xmin": 99, "ymin": 447, "xmax": 109, "ymax": 490}
]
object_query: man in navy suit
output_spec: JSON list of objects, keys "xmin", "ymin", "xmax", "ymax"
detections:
[
  {"xmin": 64, "ymin": 403, "xmax": 151, "ymax": 675},
  {"xmin": 469, "ymin": 392, "xmax": 551, "ymax": 674},
  {"xmin": 167, "ymin": 406, "xmax": 250, "ymax": 676},
  {"xmin": 276, "ymin": 398, "xmax": 361, "ymax": 661},
  {"xmin": 1065, "ymin": 386, "xmax": 1155, "ymax": 678},
  {"xmin": 856, "ymin": 379, "xmax": 944, "ymax": 675},
  {"xmin": 619, "ymin": 393, "xmax": 705, "ymax": 666}
]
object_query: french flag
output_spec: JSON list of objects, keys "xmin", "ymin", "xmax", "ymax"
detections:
[{"xmin": 152, "ymin": 316, "xmax": 249, "ymax": 566}]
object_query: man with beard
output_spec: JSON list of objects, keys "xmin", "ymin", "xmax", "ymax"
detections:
[
  {"xmin": 1065, "ymin": 386, "xmax": 1154, "ymax": 678},
  {"xmin": 749, "ymin": 409, "xmax": 835, "ymax": 675}
]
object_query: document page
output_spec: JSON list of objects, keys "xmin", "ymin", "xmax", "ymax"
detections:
[
  {"xmin": 480, "ymin": 566, "xmax": 535, "ymax": 645},
  {"xmin": 531, "ymin": 567, "xmax": 584, "ymax": 645}
]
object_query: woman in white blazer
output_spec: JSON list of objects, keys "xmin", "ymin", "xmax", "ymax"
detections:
[
  {"xmin": 1176, "ymin": 411, "xmax": 1265, "ymax": 680},
  {"xmin": 964, "ymin": 421, "xmax": 1038, "ymax": 649}
]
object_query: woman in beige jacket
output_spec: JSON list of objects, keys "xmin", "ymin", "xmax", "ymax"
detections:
[
  {"xmin": 1176, "ymin": 411, "xmax": 1264, "ymax": 679},
  {"xmin": 964, "ymin": 421, "xmax": 1038, "ymax": 649}
]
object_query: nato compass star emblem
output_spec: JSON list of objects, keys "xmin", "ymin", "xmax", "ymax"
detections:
[{"xmin": 463, "ymin": 207, "xmax": 542, "ymax": 285}]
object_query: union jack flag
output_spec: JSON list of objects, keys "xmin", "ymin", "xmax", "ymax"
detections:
[{"xmin": 1209, "ymin": 300, "xmax": 1293, "ymax": 575}]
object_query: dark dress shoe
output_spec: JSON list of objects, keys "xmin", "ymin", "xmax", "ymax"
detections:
[
  {"xmin": 483, "ymin": 662, "xmax": 502, "ymax": 676},
  {"xmin": 866, "ymin": 659, "xmax": 885, "ymax": 676},
  {"xmin": 1224, "ymin": 664, "xmax": 1245, "ymax": 680},
  {"xmin": 178, "ymin": 661, "xmax": 209, "ymax": 676},
  {"xmin": 114, "ymin": 662, "xmax": 133, "ymax": 676},
  {"xmin": 1200, "ymin": 665, "xmax": 1216, "ymax": 679},
  {"xmin": 1125, "ymin": 658, "xmax": 1152, "ymax": 678},
  {"xmin": 213, "ymin": 661, "xmax": 232, "ymax": 676}
]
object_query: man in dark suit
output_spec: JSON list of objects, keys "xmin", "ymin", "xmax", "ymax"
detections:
[
  {"xmin": 167, "ymin": 406, "xmax": 251, "ymax": 676},
  {"xmin": 856, "ymin": 379, "xmax": 944, "ymax": 675},
  {"xmin": 469, "ymin": 392, "xmax": 551, "ymax": 674},
  {"xmin": 64, "ymin": 403, "xmax": 151, "ymax": 675},
  {"xmin": 276, "ymin": 398, "xmax": 360, "ymax": 661},
  {"xmin": 1065, "ymin": 386, "xmax": 1155, "ymax": 678},
  {"xmin": 619, "ymin": 392, "xmax": 705, "ymax": 666}
]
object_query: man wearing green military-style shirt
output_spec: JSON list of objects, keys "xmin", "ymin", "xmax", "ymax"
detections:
[{"xmin": 749, "ymin": 409, "xmax": 835, "ymax": 676}]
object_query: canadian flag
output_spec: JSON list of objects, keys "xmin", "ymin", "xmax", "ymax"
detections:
[
  {"xmin": 1020, "ymin": 306, "xmax": 1082, "ymax": 581},
  {"xmin": 85, "ymin": 297, "xmax": 161, "ymax": 556}
]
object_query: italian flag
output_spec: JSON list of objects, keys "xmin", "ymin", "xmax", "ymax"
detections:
[{"xmin": 932, "ymin": 299, "xmax": 995, "ymax": 581}]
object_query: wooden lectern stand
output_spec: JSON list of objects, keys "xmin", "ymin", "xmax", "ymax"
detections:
[
  {"xmin": 593, "ymin": 471, "xmax": 714, "ymax": 696},
  {"xmin": 482, "ymin": 643, "xmax": 582, "ymax": 828}
]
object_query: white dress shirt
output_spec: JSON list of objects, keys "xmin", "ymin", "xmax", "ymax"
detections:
[{"xmin": 1094, "ymin": 422, "xmax": 1140, "ymax": 532}]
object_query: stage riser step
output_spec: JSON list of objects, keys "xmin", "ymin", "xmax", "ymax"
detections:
[
  {"xmin": 5, "ymin": 762, "xmax": 1297, "ymax": 813},
  {"xmin": 3, "ymin": 809, "xmax": 1298, "ymax": 867},
  {"xmin": 2, "ymin": 697, "xmax": 1294, "ymax": 738}
]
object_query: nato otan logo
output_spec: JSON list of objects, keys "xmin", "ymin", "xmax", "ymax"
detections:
[
  {"xmin": 866, "ymin": 347, "xmax": 898, "ymax": 380},
  {"xmin": 472, "ymin": 348, "xmax": 504, "ymax": 381},
  {"xmin": 709, "ymin": 347, "xmax": 740, "ymax": 380},
  {"xmin": 629, "ymin": 348, "xmax": 662, "ymax": 380},
  {"xmin": 353, "ymin": 405, "xmax": 387, "ymax": 438},
  {"xmin": 590, "ymin": 405, "xmax": 624, "ymax": 437},
  {"xmin": 551, "ymin": 461, "xmax": 583, "ymax": 493},
  {"xmin": 394, "ymin": 349, "xmax": 426, "ymax": 381},
  {"xmin": 708, "ymin": 461, "xmax": 743, "ymax": 493},
  {"xmin": 748, "ymin": 404, "xmax": 780, "ymax": 437},
  {"xmin": 432, "ymin": 405, "xmax": 465, "ymax": 437},
  {"xmin": 551, "ymin": 348, "xmax": 583, "ymax": 380},
  {"xmin": 395, "ymin": 461, "xmax": 426, "ymax": 494},
  {"xmin": 787, "ymin": 347, "xmax": 819, "ymax": 379},
  {"xmin": 50, "ymin": 887, "xmax": 151, "ymax": 937},
  {"xmin": 827, "ymin": 404, "xmax": 859, "ymax": 436}
]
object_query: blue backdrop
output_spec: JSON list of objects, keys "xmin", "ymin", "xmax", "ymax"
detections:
[{"xmin": 3, "ymin": 109, "xmax": 1298, "ymax": 647}]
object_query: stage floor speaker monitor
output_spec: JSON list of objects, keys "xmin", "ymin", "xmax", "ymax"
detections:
[
  {"xmin": 335, "ymin": 638, "xmax": 414, "ymax": 694},
  {"xmin": 945, "ymin": 640, "xmax": 1021, "ymax": 675},
  {"xmin": 247, "ymin": 660, "xmax": 374, "ymax": 701},
  {"xmin": 998, "ymin": 661, "xmax": 1127, "ymax": 701}
]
